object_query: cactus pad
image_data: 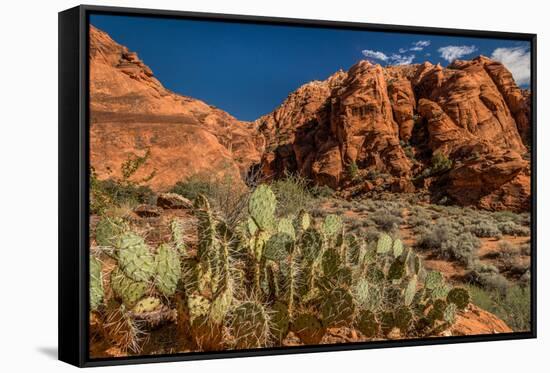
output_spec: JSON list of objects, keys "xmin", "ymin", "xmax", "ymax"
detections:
[
  {"xmin": 264, "ymin": 233, "xmax": 293, "ymax": 262},
  {"xmin": 292, "ymin": 313, "xmax": 325, "ymax": 345},
  {"xmin": 387, "ymin": 258, "xmax": 406, "ymax": 280},
  {"xmin": 169, "ymin": 219, "xmax": 186, "ymax": 254},
  {"xmin": 187, "ymin": 294, "xmax": 211, "ymax": 323},
  {"xmin": 356, "ymin": 310, "xmax": 379, "ymax": 338},
  {"xmin": 248, "ymin": 185, "xmax": 276, "ymax": 231},
  {"xmin": 425, "ymin": 271, "xmax": 444, "ymax": 290},
  {"xmin": 270, "ymin": 301, "xmax": 290, "ymax": 342},
  {"xmin": 154, "ymin": 243, "xmax": 181, "ymax": 296},
  {"xmin": 376, "ymin": 233, "xmax": 393, "ymax": 254},
  {"xmin": 322, "ymin": 214, "xmax": 343, "ymax": 239},
  {"xmin": 90, "ymin": 255, "xmax": 103, "ymax": 311},
  {"xmin": 392, "ymin": 238, "xmax": 404, "ymax": 258},
  {"xmin": 132, "ymin": 296, "xmax": 162, "ymax": 314},
  {"xmin": 443, "ymin": 302, "xmax": 458, "ymax": 324},
  {"xmin": 110, "ymin": 266, "xmax": 148, "ymax": 307},
  {"xmin": 278, "ymin": 217, "xmax": 296, "ymax": 240},
  {"xmin": 300, "ymin": 228, "xmax": 323, "ymax": 263},
  {"xmin": 394, "ymin": 306, "xmax": 413, "ymax": 332},
  {"xmin": 117, "ymin": 233, "xmax": 155, "ymax": 282},
  {"xmin": 320, "ymin": 287, "xmax": 355, "ymax": 327},
  {"xmin": 230, "ymin": 301, "xmax": 270, "ymax": 349},
  {"xmin": 95, "ymin": 216, "xmax": 128, "ymax": 247},
  {"xmin": 404, "ymin": 276, "xmax": 417, "ymax": 306},
  {"xmin": 446, "ymin": 287, "xmax": 470, "ymax": 310}
]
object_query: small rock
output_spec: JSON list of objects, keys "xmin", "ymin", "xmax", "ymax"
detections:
[
  {"xmin": 157, "ymin": 193, "xmax": 193, "ymax": 209},
  {"xmin": 134, "ymin": 204, "xmax": 162, "ymax": 218}
]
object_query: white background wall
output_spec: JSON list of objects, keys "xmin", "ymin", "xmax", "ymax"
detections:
[{"xmin": 0, "ymin": 0, "xmax": 546, "ymax": 371}]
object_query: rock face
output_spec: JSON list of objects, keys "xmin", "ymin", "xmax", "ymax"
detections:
[
  {"xmin": 90, "ymin": 25, "xmax": 531, "ymax": 212},
  {"xmin": 89, "ymin": 26, "xmax": 264, "ymax": 191},
  {"xmin": 257, "ymin": 58, "xmax": 531, "ymax": 211}
]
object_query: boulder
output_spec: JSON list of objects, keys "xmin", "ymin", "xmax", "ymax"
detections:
[{"xmin": 156, "ymin": 193, "xmax": 193, "ymax": 210}]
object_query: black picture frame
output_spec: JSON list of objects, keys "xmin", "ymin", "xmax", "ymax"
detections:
[{"xmin": 58, "ymin": 4, "xmax": 537, "ymax": 367}]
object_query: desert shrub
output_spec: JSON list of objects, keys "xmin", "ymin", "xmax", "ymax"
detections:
[
  {"xmin": 431, "ymin": 152, "xmax": 452, "ymax": 174},
  {"xmin": 170, "ymin": 175, "xmax": 215, "ymax": 201},
  {"xmin": 467, "ymin": 221, "xmax": 502, "ymax": 238},
  {"xmin": 466, "ymin": 262, "xmax": 509, "ymax": 292},
  {"xmin": 519, "ymin": 242, "xmax": 531, "ymax": 256},
  {"xmin": 497, "ymin": 241, "xmax": 516, "ymax": 259},
  {"xmin": 269, "ymin": 174, "xmax": 314, "ymax": 216},
  {"xmin": 467, "ymin": 284, "xmax": 531, "ymax": 332},
  {"xmin": 99, "ymin": 179, "xmax": 155, "ymax": 207},
  {"xmin": 417, "ymin": 219, "xmax": 480, "ymax": 266},
  {"xmin": 497, "ymin": 221, "xmax": 530, "ymax": 236},
  {"xmin": 90, "ymin": 150, "xmax": 156, "ymax": 214},
  {"xmin": 347, "ymin": 162, "xmax": 360, "ymax": 181},
  {"xmin": 171, "ymin": 173, "xmax": 249, "ymax": 225},
  {"xmin": 371, "ymin": 212, "xmax": 402, "ymax": 232}
]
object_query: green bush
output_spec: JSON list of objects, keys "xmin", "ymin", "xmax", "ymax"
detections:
[
  {"xmin": 347, "ymin": 162, "xmax": 360, "ymax": 181},
  {"xmin": 431, "ymin": 152, "xmax": 452, "ymax": 174},
  {"xmin": 467, "ymin": 284, "xmax": 531, "ymax": 332},
  {"xmin": 371, "ymin": 212, "xmax": 402, "ymax": 232},
  {"xmin": 171, "ymin": 173, "xmax": 249, "ymax": 225},
  {"xmin": 417, "ymin": 219, "xmax": 480, "ymax": 266},
  {"xmin": 270, "ymin": 174, "xmax": 314, "ymax": 217},
  {"xmin": 497, "ymin": 221, "xmax": 530, "ymax": 236},
  {"xmin": 467, "ymin": 221, "xmax": 502, "ymax": 238}
]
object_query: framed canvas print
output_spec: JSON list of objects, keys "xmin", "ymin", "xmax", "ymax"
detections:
[{"xmin": 58, "ymin": 5, "xmax": 537, "ymax": 367}]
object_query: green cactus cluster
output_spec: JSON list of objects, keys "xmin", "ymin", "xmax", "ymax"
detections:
[{"xmin": 91, "ymin": 183, "xmax": 471, "ymax": 353}]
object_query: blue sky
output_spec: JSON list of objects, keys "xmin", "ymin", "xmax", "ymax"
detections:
[{"xmin": 91, "ymin": 14, "xmax": 531, "ymax": 121}]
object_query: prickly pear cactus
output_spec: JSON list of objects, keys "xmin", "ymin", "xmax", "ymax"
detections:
[
  {"xmin": 321, "ymin": 248, "xmax": 342, "ymax": 278},
  {"xmin": 170, "ymin": 218, "xmax": 186, "ymax": 254},
  {"xmin": 264, "ymin": 233, "xmax": 293, "ymax": 262},
  {"xmin": 248, "ymin": 185, "xmax": 276, "ymax": 231},
  {"xmin": 393, "ymin": 238, "xmax": 403, "ymax": 258},
  {"xmin": 322, "ymin": 214, "xmax": 343, "ymax": 239},
  {"xmin": 110, "ymin": 266, "xmax": 148, "ymax": 307},
  {"xmin": 295, "ymin": 210, "xmax": 311, "ymax": 233},
  {"xmin": 95, "ymin": 216, "xmax": 128, "ymax": 247},
  {"xmin": 376, "ymin": 233, "xmax": 393, "ymax": 254},
  {"xmin": 230, "ymin": 301, "xmax": 270, "ymax": 349},
  {"xmin": 154, "ymin": 243, "xmax": 181, "ymax": 296},
  {"xmin": 300, "ymin": 228, "xmax": 323, "ymax": 263},
  {"xmin": 132, "ymin": 296, "xmax": 162, "ymax": 314},
  {"xmin": 278, "ymin": 217, "xmax": 296, "ymax": 240},
  {"xmin": 444, "ymin": 302, "xmax": 457, "ymax": 323},
  {"xmin": 117, "ymin": 232, "xmax": 155, "ymax": 282},
  {"xmin": 210, "ymin": 283, "xmax": 234, "ymax": 325},
  {"xmin": 430, "ymin": 284, "xmax": 450, "ymax": 300},
  {"xmin": 404, "ymin": 275, "xmax": 417, "ymax": 306},
  {"xmin": 270, "ymin": 301, "xmax": 290, "ymax": 343},
  {"xmin": 345, "ymin": 233, "xmax": 362, "ymax": 265},
  {"xmin": 425, "ymin": 271, "xmax": 444, "ymax": 290},
  {"xmin": 356, "ymin": 310, "xmax": 379, "ymax": 338},
  {"xmin": 394, "ymin": 306, "xmax": 413, "ymax": 332},
  {"xmin": 428, "ymin": 299, "xmax": 447, "ymax": 323},
  {"xmin": 194, "ymin": 194, "xmax": 217, "ymax": 263},
  {"xmin": 446, "ymin": 287, "xmax": 470, "ymax": 310},
  {"xmin": 352, "ymin": 279, "xmax": 370, "ymax": 309},
  {"xmin": 292, "ymin": 312, "xmax": 326, "ymax": 345},
  {"xmin": 320, "ymin": 287, "xmax": 355, "ymax": 327},
  {"xmin": 387, "ymin": 258, "xmax": 406, "ymax": 280},
  {"xmin": 187, "ymin": 294, "xmax": 211, "ymax": 323},
  {"xmin": 90, "ymin": 255, "xmax": 103, "ymax": 311}
]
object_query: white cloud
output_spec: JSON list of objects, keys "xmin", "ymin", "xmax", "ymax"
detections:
[
  {"xmin": 398, "ymin": 48, "xmax": 408, "ymax": 53},
  {"xmin": 410, "ymin": 40, "xmax": 431, "ymax": 51},
  {"xmin": 390, "ymin": 53, "xmax": 416, "ymax": 65},
  {"xmin": 362, "ymin": 49, "xmax": 415, "ymax": 65},
  {"xmin": 491, "ymin": 47, "xmax": 530, "ymax": 86},
  {"xmin": 361, "ymin": 49, "xmax": 389, "ymax": 61},
  {"xmin": 438, "ymin": 45, "xmax": 477, "ymax": 62}
]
